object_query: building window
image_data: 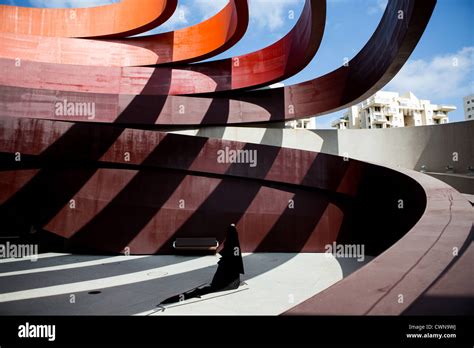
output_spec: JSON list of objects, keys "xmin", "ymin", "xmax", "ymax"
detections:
[{"xmin": 374, "ymin": 106, "xmax": 381, "ymax": 112}]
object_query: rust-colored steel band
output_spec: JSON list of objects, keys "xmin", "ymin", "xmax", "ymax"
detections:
[
  {"xmin": 0, "ymin": 116, "xmax": 414, "ymax": 255},
  {"xmin": 0, "ymin": 0, "xmax": 177, "ymax": 39},
  {"xmin": 0, "ymin": 0, "xmax": 324, "ymax": 95},
  {"xmin": 0, "ymin": 0, "xmax": 436, "ymax": 125},
  {"xmin": 0, "ymin": 0, "xmax": 249, "ymax": 66}
]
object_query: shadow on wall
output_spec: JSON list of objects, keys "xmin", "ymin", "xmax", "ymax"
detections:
[
  {"xmin": 413, "ymin": 121, "xmax": 474, "ymax": 174},
  {"xmin": 330, "ymin": 121, "xmax": 474, "ymax": 173},
  {"xmin": 309, "ymin": 129, "xmax": 338, "ymax": 155},
  {"xmin": 179, "ymin": 121, "xmax": 473, "ymax": 175},
  {"xmin": 335, "ymin": 164, "xmax": 427, "ymax": 256}
]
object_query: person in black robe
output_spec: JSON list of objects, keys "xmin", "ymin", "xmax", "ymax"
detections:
[
  {"xmin": 158, "ymin": 224, "xmax": 245, "ymax": 306},
  {"xmin": 209, "ymin": 223, "xmax": 244, "ymax": 290}
]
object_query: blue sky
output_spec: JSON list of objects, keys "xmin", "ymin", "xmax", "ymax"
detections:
[{"xmin": 2, "ymin": 0, "xmax": 473, "ymax": 128}]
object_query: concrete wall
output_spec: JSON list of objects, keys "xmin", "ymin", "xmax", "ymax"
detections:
[
  {"xmin": 170, "ymin": 120, "xmax": 474, "ymax": 193},
  {"xmin": 335, "ymin": 121, "xmax": 474, "ymax": 173}
]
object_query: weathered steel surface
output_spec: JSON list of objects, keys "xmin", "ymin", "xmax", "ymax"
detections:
[
  {"xmin": 0, "ymin": 0, "xmax": 176, "ymax": 38},
  {"xmin": 0, "ymin": 0, "xmax": 436, "ymax": 125},
  {"xmin": 0, "ymin": 0, "xmax": 324, "ymax": 95},
  {"xmin": 0, "ymin": 0, "xmax": 248, "ymax": 66}
]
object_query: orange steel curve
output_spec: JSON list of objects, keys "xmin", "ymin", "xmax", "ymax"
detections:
[
  {"xmin": 0, "ymin": 0, "xmax": 436, "ymax": 126},
  {"xmin": 0, "ymin": 0, "xmax": 249, "ymax": 66},
  {"xmin": 0, "ymin": 0, "xmax": 324, "ymax": 95},
  {"xmin": 0, "ymin": 0, "xmax": 177, "ymax": 39}
]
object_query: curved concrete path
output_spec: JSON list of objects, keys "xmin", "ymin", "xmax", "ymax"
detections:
[{"xmin": 0, "ymin": 253, "xmax": 372, "ymax": 315}]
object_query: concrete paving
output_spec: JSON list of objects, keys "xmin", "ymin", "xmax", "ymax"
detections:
[
  {"xmin": 0, "ymin": 252, "xmax": 373, "ymax": 315},
  {"xmin": 462, "ymin": 193, "xmax": 474, "ymax": 205}
]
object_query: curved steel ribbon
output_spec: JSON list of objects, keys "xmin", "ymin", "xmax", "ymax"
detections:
[
  {"xmin": 0, "ymin": 0, "xmax": 177, "ymax": 39},
  {"xmin": 0, "ymin": 0, "xmax": 323, "ymax": 95},
  {"xmin": 0, "ymin": 0, "xmax": 248, "ymax": 66},
  {"xmin": 0, "ymin": 0, "xmax": 436, "ymax": 125}
]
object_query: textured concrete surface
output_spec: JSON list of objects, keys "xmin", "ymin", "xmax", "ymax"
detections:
[{"xmin": 427, "ymin": 173, "xmax": 474, "ymax": 194}]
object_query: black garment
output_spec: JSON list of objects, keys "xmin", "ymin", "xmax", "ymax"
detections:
[
  {"xmin": 211, "ymin": 224, "xmax": 244, "ymax": 290},
  {"xmin": 159, "ymin": 224, "xmax": 245, "ymax": 306}
]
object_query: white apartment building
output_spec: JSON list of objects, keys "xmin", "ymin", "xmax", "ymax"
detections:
[
  {"xmin": 285, "ymin": 118, "xmax": 314, "ymax": 129},
  {"xmin": 332, "ymin": 91, "xmax": 456, "ymax": 130},
  {"xmin": 463, "ymin": 94, "xmax": 474, "ymax": 121}
]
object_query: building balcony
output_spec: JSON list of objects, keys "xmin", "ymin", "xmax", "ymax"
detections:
[
  {"xmin": 437, "ymin": 105, "xmax": 457, "ymax": 112},
  {"xmin": 331, "ymin": 118, "xmax": 348, "ymax": 127},
  {"xmin": 372, "ymin": 115, "xmax": 388, "ymax": 123},
  {"xmin": 385, "ymin": 107, "xmax": 398, "ymax": 114},
  {"xmin": 433, "ymin": 112, "xmax": 448, "ymax": 119},
  {"xmin": 362, "ymin": 96, "xmax": 393, "ymax": 108}
]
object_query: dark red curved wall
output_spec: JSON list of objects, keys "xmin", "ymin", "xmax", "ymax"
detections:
[{"xmin": 0, "ymin": 117, "xmax": 425, "ymax": 255}]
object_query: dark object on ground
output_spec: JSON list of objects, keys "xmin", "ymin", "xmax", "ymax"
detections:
[{"xmin": 173, "ymin": 237, "xmax": 219, "ymax": 254}]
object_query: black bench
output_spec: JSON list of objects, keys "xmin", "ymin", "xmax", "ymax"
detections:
[{"xmin": 173, "ymin": 238, "xmax": 219, "ymax": 254}]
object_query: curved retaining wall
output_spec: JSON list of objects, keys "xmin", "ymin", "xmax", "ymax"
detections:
[
  {"xmin": 174, "ymin": 121, "xmax": 474, "ymax": 193},
  {"xmin": 0, "ymin": 117, "xmax": 425, "ymax": 257}
]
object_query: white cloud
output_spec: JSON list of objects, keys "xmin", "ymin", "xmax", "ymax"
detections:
[
  {"xmin": 28, "ymin": 0, "xmax": 117, "ymax": 7},
  {"xmin": 386, "ymin": 47, "xmax": 474, "ymax": 100},
  {"xmin": 193, "ymin": 0, "xmax": 227, "ymax": 20},
  {"xmin": 135, "ymin": 1, "xmax": 227, "ymax": 35},
  {"xmin": 27, "ymin": 0, "xmax": 302, "ymax": 34},
  {"xmin": 158, "ymin": 4, "xmax": 191, "ymax": 30},
  {"xmin": 367, "ymin": 0, "xmax": 387, "ymax": 15},
  {"xmin": 249, "ymin": 0, "xmax": 303, "ymax": 32}
]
